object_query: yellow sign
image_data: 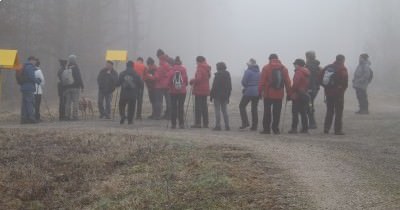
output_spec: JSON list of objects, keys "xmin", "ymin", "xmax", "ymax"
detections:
[
  {"xmin": 105, "ymin": 50, "xmax": 128, "ymax": 62},
  {"xmin": 0, "ymin": 49, "xmax": 21, "ymax": 70}
]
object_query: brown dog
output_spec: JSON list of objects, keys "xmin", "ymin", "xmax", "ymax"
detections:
[{"xmin": 79, "ymin": 97, "xmax": 94, "ymax": 120}]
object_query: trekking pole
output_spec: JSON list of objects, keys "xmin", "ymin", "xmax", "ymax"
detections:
[
  {"xmin": 184, "ymin": 86, "xmax": 193, "ymax": 128},
  {"xmin": 42, "ymin": 94, "xmax": 55, "ymax": 121},
  {"xmin": 281, "ymin": 99, "xmax": 288, "ymax": 133}
]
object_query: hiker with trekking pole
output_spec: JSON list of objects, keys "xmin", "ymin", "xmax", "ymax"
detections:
[
  {"xmin": 258, "ymin": 54, "xmax": 292, "ymax": 135},
  {"xmin": 168, "ymin": 56, "xmax": 188, "ymax": 129}
]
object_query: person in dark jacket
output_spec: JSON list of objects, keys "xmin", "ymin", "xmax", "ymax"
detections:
[
  {"xmin": 168, "ymin": 56, "xmax": 188, "ymax": 129},
  {"xmin": 353, "ymin": 53, "xmax": 373, "ymax": 115},
  {"xmin": 190, "ymin": 56, "xmax": 211, "ymax": 128},
  {"xmin": 20, "ymin": 56, "xmax": 41, "ymax": 124},
  {"xmin": 320, "ymin": 55, "xmax": 348, "ymax": 135},
  {"xmin": 210, "ymin": 62, "xmax": 232, "ymax": 131},
  {"xmin": 144, "ymin": 57, "xmax": 158, "ymax": 119},
  {"xmin": 57, "ymin": 59, "xmax": 67, "ymax": 121},
  {"xmin": 62, "ymin": 55, "xmax": 84, "ymax": 121},
  {"xmin": 118, "ymin": 61, "xmax": 144, "ymax": 125},
  {"xmin": 239, "ymin": 59, "xmax": 260, "ymax": 131},
  {"xmin": 289, "ymin": 59, "xmax": 310, "ymax": 134},
  {"xmin": 97, "ymin": 61, "xmax": 118, "ymax": 119},
  {"xmin": 305, "ymin": 51, "xmax": 322, "ymax": 129}
]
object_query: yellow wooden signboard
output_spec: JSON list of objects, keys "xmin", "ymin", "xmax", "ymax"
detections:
[
  {"xmin": 105, "ymin": 50, "xmax": 128, "ymax": 62},
  {"xmin": 0, "ymin": 49, "xmax": 21, "ymax": 70}
]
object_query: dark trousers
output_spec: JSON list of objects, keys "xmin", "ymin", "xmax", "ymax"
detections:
[
  {"xmin": 34, "ymin": 94, "xmax": 42, "ymax": 121},
  {"xmin": 21, "ymin": 91, "xmax": 36, "ymax": 123},
  {"xmin": 148, "ymin": 89, "xmax": 156, "ymax": 117},
  {"xmin": 170, "ymin": 94, "xmax": 186, "ymax": 126},
  {"xmin": 324, "ymin": 95, "xmax": 344, "ymax": 133},
  {"xmin": 355, "ymin": 88, "xmax": 368, "ymax": 112},
  {"xmin": 153, "ymin": 89, "xmax": 170, "ymax": 119},
  {"xmin": 291, "ymin": 97, "xmax": 309, "ymax": 132},
  {"xmin": 262, "ymin": 98, "xmax": 282, "ymax": 132},
  {"xmin": 136, "ymin": 88, "xmax": 144, "ymax": 119},
  {"xmin": 58, "ymin": 85, "xmax": 65, "ymax": 120},
  {"xmin": 119, "ymin": 97, "xmax": 137, "ymax": 123},
  {"xmin": 98, "ymin": 91, "xmax": 113, "ymax": 118},
  {"xmin": 308, "ymin": 91, "xmax": 318, "ymax": 127},
  {"xmin": 239, "ymin": 96, "xmax": 259, "ymax": 129},
  {"xmin": 194, "ymin": 96, "xmax": 209, "ymax": 127}
]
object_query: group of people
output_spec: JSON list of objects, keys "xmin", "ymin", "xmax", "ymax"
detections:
[{"xmin": 17, "ymin": 50, "xmax": 373, "ymax": 136}]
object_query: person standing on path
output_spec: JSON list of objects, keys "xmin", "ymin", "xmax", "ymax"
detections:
[
  {"xmin": 62, "ymin": 55, "xmax": 84, "ymax": 121},
  {"xmin": 97, "ymin": 61, "xmax": 118, "ymax": 119},
  {"xmin": 305, "ymin": 51, "xmax": 322, "ymax": 129},
  {"xmin": 168, "ymin": 56, "xmax": 188, "ymax": 129},
  {"xmin": 34, "ymin": 59, "xmax": 45, "ymax": 122},
  {"xmin": 239, "ymin": 58, "xmax": 260, "ymax": 131},
  {"xmin": 353, "ymin": 53, "xmax": 373, "ymax": 115}
]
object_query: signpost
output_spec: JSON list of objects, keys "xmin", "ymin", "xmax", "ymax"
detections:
[
  {"xmin": 105, "ymin": 50, "xmax": 128, "ymax": 119},
  {"xmin": 0, "ymin": 49, "xmax": 21, "ymax": 104}
]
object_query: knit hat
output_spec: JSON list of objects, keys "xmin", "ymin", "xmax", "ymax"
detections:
[
  {"xmin": 293, "ymin": 59, "xmax": 306, "ymax": 67},
  {"xmin": 247, "ymin": 58, "xmax": 257, "ymax": 66},
  {"xmin": 216, "ymin": 62, "xmax": 227, "ymax": 71},
  {"xmin": 68, "ymin": 54, "xmax": 77, "ymax": 64},
  {"xmin": 269, "ymin": 54, "xmax": 278, "ymax": 60}
]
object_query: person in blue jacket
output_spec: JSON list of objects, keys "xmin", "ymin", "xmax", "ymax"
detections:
[
  {"xmin": 239, "ymin": 59, "xmax": 261, "ymax": 131},
  {"xmin": 20, "ymin": 56, "xmax": 41, "ymax": 124}
]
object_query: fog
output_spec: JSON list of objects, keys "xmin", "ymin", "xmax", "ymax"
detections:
[{"xmin": 0, "ymin": 0, "xmax": 399, "ymax": 108}]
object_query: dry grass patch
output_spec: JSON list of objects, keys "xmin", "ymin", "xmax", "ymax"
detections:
[{"xmin": 0, "ymin": 128, "xmax": 290, "ymax": 209}]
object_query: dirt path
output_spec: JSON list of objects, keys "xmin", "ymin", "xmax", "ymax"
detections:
[{"xmin": 1, "ymin": 100, "xmax": 399, "ymax": 209}]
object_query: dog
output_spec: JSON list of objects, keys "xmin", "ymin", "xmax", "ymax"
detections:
[{"xmin": 79, "ymin": 97, "xmax": 94, "ymax": 120}]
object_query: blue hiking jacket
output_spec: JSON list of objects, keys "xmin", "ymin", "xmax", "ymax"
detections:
[
  {"xmin": 20, "ymin": 62, "xmax": 40, "ymax": 93},
  {"xmin": 241, "ymin": 65, "xmax": 260, "ymax": 97}
]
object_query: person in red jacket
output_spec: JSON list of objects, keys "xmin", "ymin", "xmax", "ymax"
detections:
[
  {"xmin": 143, "ymin": 57, "xmax": 158, "ymax": 119},
  {"xmin": 258, "ymin": 54, "xmax": 291, "ymax": 134},
  {"xmin": 190, "ymin": 56, "xmax": 211, "ymax": 128},
  {"xmin": 153, "ymin": 49, "xmax": 172, "ymax": 120},
  {"xmin": 168, "ymin": 56, "xmax": 188, "ymax": 129},
  {"xmin": 289, "ymin": 59, "xmax": 310, "ymax": 134},
  {"xmin": 133, "ymin": 57, "xmax": 146, "ymax": 120},
  {"xmin": 320, "ymin": 54, "xmax": 348, "ymax": 135}
]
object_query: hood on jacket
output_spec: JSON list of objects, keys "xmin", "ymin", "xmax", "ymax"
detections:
[
  {"xmin": 248, "ymin": 65, "xmax": 260, "ymax": 73},
  {"xmin": 296, "ymin": 66, "xmax": 310, "ymax": 77}
]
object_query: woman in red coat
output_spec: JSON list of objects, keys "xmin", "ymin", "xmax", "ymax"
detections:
[
  {"xmin": 168, "ymin": 56, "xmax": 188, "ymax": 129},
  {"xmin": 190, "ymin": 56, "xmax": 211, "ymax": 128}
]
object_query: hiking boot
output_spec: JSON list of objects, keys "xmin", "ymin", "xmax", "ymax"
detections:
[
  {"xmin": 288, "ymin": 129, "xmax": 298, "ymax": 134},
  {"xmin": 179, "ymin": 124, "xmax": 185, "ymax": 129},
  {"xmin": 120, "ymin": 117, "xmax": 125, "ymax": 125},
  {"xmin": 213, "ymin": 126, "xmax": 222, "ymax": 131},
  {"xmin": 260, "ymin": 130, "xmax": 271, "ymax": 134},
  {"xmin": 273, "ymin": 129, "xmax": 281, "ymax": 135},
  {"xmin": 128, "ymin": 121, "xmax": 133, "ymax": 125},
  {"xmin": 239, "ymin": 124, "xmax": 250, "ymax": 130},
  {"xmin": 334, "ymin": 131, "xmax": 345, "ymax": 135},
  {"xmin": 324, "ymin": 130, "xmax": 329, "ymax": 134},
  {"xmin": 225, "ymin": 126, "xmax": 231, "ymax": 131},
  {"xmin": 191, "ymin": 125, "xmax": 202, "ymax": 129},
  {"xmin": 309, "ymin": 124, "xmax": 317, "ymax": 129},
  {"xmin": 250, "ymin": 127, "xmax": 258, "ymax": 131}
]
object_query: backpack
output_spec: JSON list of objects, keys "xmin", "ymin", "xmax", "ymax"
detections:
[
  {"xmin": 15, "ymin": 69, "xmax": 26, "ymax": 85},
  {"xmin": 172, "ymin": 71, "xmax": 183, "ymax": 89},
  {"xmin": 322, "ymin": 66, "xmax": 337, "ymax": 87},
  {"xmin": 61, "ymin": 66, "xmax": 74, "ymax": 86},
  {"xmin": 269, "ymin": 68, "xmax": 284, "ymax": 89}
]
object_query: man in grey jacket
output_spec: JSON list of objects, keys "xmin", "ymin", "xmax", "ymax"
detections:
[{"xmin": 353, "ymin": 53, "xmax": 373, "ymax": 115}]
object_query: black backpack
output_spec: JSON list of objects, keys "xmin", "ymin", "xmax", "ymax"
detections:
[
  {"xmin": 270, "ymin": 68, "xmax": 284, "ymax": 89},
  {"xmin": 15, "ymin": 67, "xmax": 27, "ymax": 85},
  {"xmin": 322, "ymin": 66, "xmax": 337, "ymax": 88},
  {"xmin": 172, "ymin": 71, "xmax": 183, "ymax": 89}
]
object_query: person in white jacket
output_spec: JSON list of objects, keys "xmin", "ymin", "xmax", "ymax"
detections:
[{"xmin": 34, "ymin": 60, "xmax": 45, "ymax": 121}]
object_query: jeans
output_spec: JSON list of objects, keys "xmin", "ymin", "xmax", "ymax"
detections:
[
  {"xmin": 262, "ymin": 98, "xmax": 283, "ymax": 132},
  {"xmin": 291, "ymin": 96, "xmax": 309, "ymax": 132},
  {"xmin": 194, "ymin": 96, "xmax": 209, "ymax": 127},
  {"xmin": 170, "ymin": 94, "xmax": 186, "ymax": 126},
  {"xmin": 98, "ymin": 91, "xmax": 113, "ymax": 118},
  {"xmin": 355, "ymin": 88, "xmax": 368, "ymax": 112},
  {"xmin": 119, "ymin": 97, "xmax": 137, "ymax": 123},
  {"xmin": 34, "ymin": 94, "xmax": 42, "ymax": 121},
  {"xmin": 239, "ymin": 96, "xmax": 259, "ymax": 129},
  {"xmin": 324, "ymin": 95, "xmax": 344, "ymax": 133},
  {"xmin": 64, "ymin": 88, "xmax": 80, "ymax": 120},
  {"xmin": 136, "ymin": 88, "xmax": 144, "ymax": 119},
  {"xmin": 21, "ymin": 91, "xmax": 35, "ymax": 122},
  {"xmin": 214, "ymin": 99, "xmax": 229, "ymax": 129}
]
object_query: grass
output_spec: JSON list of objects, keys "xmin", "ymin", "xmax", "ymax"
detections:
[{"xmin": 0, "ymin": 128, "xmax": 289, "ymax": 209}]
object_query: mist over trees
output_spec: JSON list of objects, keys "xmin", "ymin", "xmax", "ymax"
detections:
[{"xmin": 0, "ymin": 0, "xmax": 399, "ymax": 109}]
